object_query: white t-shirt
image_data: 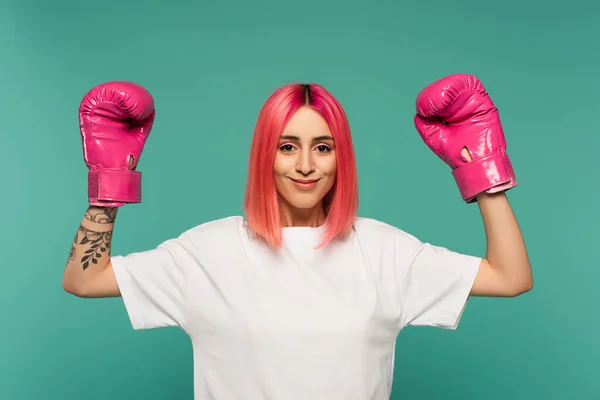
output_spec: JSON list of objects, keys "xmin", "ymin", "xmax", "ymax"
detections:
[{"xmin": 111, "ymin": 216, "xmax": 481, "ymax": 400}]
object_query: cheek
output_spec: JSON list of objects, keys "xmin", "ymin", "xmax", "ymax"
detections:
[
  {"xmin": 273, "ymin": 156, "xmax": 289, "ymax": 177},
  {"xmin": 320, "ymin": 156, "xmax": 337, "ymax": 176}
]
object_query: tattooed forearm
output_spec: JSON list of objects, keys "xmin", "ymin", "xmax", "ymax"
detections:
[
  {"xmin": 85, "ymin": 207, "xmax": 117, "ymax": 224},
  {"xmin": 67, "ymin": 206, "xmax": 117, "ymax": 271},
  {"xmin": 71, "ymin": 224, "xmax": 113, "ymax": 270},
  {"xmin": 63, "ymin": 206, "xmax": 119, "ymax": 296},
  {"xmin": 69, "ymin": 231, "xmax": 77, "ymax": 261}
]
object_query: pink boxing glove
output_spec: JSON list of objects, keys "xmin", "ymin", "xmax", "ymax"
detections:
[
  {"xmin": 414, "ymin": 74, "xmax": 517, "ymax": 203},
  {"xmin": 79, "ymin": 81, "xmax": 155, "ymax": 207}
]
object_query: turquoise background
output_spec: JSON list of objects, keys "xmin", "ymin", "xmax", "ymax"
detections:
[{"xmin": 1, "ymin": 0, "xmax": 598, "ymax": 398}]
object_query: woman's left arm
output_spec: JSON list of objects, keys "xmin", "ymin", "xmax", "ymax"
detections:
[
  {"xmin": 470, "ymin": 192, "xmax": 533, "ymax": 297},
  {"xmin": 413, "ymin": 73, "xmax": 534, "ymax": 298}
]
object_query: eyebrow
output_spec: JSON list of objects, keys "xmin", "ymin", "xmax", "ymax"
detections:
[{"xmin": 279, "ymin": 135, "xmax": 334, "ymax": 142}]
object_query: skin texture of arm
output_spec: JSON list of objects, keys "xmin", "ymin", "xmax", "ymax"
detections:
[
  {"xmin": 470, "ymin": 192, "xmax": 533, "ymax": 297},
  {"xmin": 62, "ymin": 206, "xmax": 120, "ymax": 298},
  {"xmin": 452, "ymin": 149, "xmax": 533, "ymax": 298}
]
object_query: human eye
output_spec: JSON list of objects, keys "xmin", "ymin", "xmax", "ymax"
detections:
[
  {"xmin": 315, "ymin": 144, "xmax": 332, "ymax": 153},
  {"xmin": 279, "ymin": 143, "xmax": 296, "ymax": 153}
]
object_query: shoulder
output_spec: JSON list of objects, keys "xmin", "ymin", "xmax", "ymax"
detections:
[
  {"xmin": 353, "ymin": 216, "xmax": 422, "ymax": 246},
  {"xmin": 184, "ymin": 215, "xmax": 245, "ymax": 233},
  {"xmin": 178, "ymin": 215, "xmax": 247, "ymax": 243}
]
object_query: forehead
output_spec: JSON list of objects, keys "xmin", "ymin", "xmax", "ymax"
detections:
[{"xmin": 281, "ymin": 107, "xmax": 331, "ymax": 139}]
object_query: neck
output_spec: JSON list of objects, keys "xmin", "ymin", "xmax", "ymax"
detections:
[{"xmin": 279, "ymin": 202, "xmax": 325, "ymax": 228}]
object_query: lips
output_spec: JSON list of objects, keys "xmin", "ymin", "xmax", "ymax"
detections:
[
  {"xmin": 288, "ymin": 177, "xmax": 320, "ymax": 190},
  {"xmin": 289, "ymin": 178, "xmax": 320, "ymax": 184}
]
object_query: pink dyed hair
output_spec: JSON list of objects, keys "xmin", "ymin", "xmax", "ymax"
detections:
[{"xmin": 244, "ymin": 82, "xmax": 359, "ymax": 248}]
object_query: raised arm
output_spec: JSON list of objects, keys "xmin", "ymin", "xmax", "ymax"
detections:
[
  {"xmin": 471, "ymin": 192, "xmax": 532, "ymax": 297},
  {"xmin": 62, "ymin": 81, "xmax": 155, "ymax": 298},
  {"xmin": 414, "ymin": 73, "xmax": 533, "ymax": 297},
  {"xmin": 63, "ymin": 207, "xmax": 120, "ymax": 297}
]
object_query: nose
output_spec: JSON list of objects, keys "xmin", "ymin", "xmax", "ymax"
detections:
[{"xmin": 295, "ymin": 149, "xmax": 315, "ymax": 176}]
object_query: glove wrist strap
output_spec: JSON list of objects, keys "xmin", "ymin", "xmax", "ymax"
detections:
[
  {"xmin": 88, "ymin": 169, "xmax": 142, "ymax": 206},
  {"xmin": 452, "ymin": 149, "xmax": 517, "ymax": 203}
]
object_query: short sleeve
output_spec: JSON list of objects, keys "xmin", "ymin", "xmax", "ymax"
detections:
[
  {"xmin": 397, "ymin": 233, "xmax": 481, "ymax": 330},
  {"xmin": 111, "ymin": 237, "xmax": 189, "ymax": 331}
]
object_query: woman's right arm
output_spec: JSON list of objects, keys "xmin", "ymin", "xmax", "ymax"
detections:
[
  {"xmin": 62, "ymin": 206, "xmax": 120, "ymax": 298},
  {"xmin": 66, "ymin": 80, "xmax": 156, "ymax": 299}
]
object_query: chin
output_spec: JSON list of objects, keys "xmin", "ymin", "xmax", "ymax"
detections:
[{"xmin": 280, "ymin": 193, "xmax": 323, "ymax": 210}]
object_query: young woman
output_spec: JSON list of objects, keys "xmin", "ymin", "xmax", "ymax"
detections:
[{"xmin": 63, "ymin": 75, "xmax": 532, "ymax": 399}]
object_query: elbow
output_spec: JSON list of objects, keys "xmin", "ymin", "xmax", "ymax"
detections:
[
  {"xmin": 509, "ymin": 276, "xmax": 534, "ymax": 297},
  {"xmin": 62, "ymin": 281, "xmax": 77, "ymax": 296},
  {"xmin": 522, "ymin": 276, "xmax": 534, "ymax": 294},
  {"xmin": 62, "ymin": 277, "xmax": 84, "ymax": 297}
]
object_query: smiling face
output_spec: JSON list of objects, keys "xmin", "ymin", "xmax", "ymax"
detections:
[{"xmin": 274, "ymin": 106, "xmax": 337, "ymax": 226}]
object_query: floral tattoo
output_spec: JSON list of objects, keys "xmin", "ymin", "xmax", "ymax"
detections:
[{"xmin": 70, "ymin": 207, "xmax": 116, "ymax": 270}]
